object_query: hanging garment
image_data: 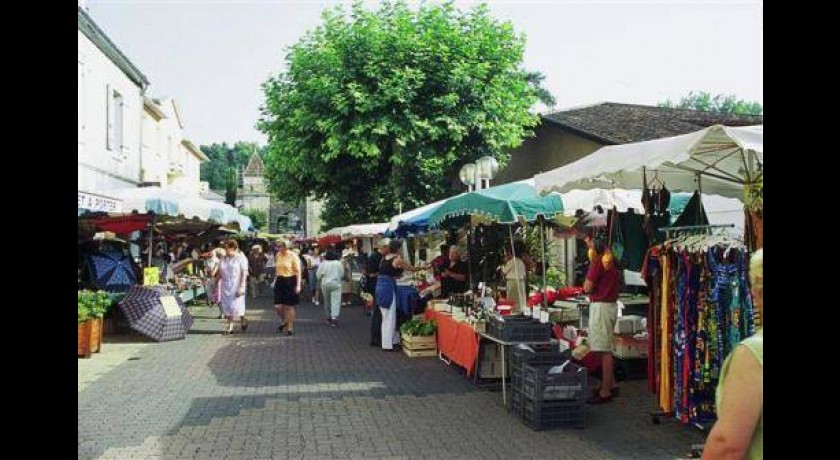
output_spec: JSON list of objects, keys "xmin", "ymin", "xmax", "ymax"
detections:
[
  {"xmin": 659, "ymin": 251, "xmax": 673, "ymax": 412},
  {"xmin": 673, "ymin": 191, "xmax": 709, "ymax": 228},
  {"xmin": 658, "ymin": 184, "xmax": 672, "ymax": 213},
  {"xmin": 622, "ymin": 212, "xmax": 648, "ymax": 272},
  {"xmin": 643, "ymin": 246, "xmax": 662, "ymax": 394}
]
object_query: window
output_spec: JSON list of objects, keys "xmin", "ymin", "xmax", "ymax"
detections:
[{"xmin": 106, "ymin": 86, "xmax": 124, "ymax": 155}]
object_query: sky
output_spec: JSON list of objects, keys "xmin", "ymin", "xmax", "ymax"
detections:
[{"xmin": 85, "ymin": 0, "xmax": 763, "ymax": 147}]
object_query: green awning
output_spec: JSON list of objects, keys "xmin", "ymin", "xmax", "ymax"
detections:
[{"xmin": 428, "ymin": 182, "xmax": 564, "ymax": 228}]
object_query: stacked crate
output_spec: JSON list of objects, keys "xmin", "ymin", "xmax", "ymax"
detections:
[{"xmin": 509, "ymin": 345, "xmax": 587, "ymax": 430}]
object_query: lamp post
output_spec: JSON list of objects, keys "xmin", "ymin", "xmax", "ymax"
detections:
[
  {"xmin": 459, "ymin": 163, "xmax": 476, "ymax": 192},
  {"xmin": 475, "ymin": 155, "xmax": 499, "ymax": 190},
  {"xmin": 459, "ymin": 156, "xmax": 498, "ymax": 192}
]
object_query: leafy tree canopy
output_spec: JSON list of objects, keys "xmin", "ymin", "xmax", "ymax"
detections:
[
  {"xmin": 241, "ymin": 208, "xmax": 268, "ymax": 231},
  {"xmin": 659, "ymin": 91, "xmax": 762, "ymax": 116},
  {"xmin": 259, "ymin": 0, "xmax": 552, "ymax": 228}
]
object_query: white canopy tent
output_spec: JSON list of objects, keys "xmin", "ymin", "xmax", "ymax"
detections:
[
  {"xmin": 534, "ymin": 124, "xmax": 763, "ymax": 200},
  {"xmin": 326, "ymin": 223, "xmax": 390, "ymax": 238},
  {"xmin": 556, "ymin": 188, "xmax": 746, "ymax": 236}
]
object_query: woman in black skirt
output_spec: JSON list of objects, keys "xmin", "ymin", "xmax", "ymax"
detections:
[{"xmin": 273, "ymin": 240, "xmax": 302, "ymax": 335}]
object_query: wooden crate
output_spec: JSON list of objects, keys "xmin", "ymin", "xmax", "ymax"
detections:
[
  {"xmin": 401, "ymin": 333, "xmax": 437, "ymax": 358},
  {"xmin": 403, "ymin": 348, "xmax": 439, "ymax": 358},
  {"xmin": 401, "ymin": 333, "xmax": 437, "ymax": 350}
]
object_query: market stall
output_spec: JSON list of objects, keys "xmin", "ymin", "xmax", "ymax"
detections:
[{"xmin": 532, "ymin": 124, "xmax": 764, "ymax": 430}]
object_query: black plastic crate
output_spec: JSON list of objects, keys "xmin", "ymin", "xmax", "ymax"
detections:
[
  {"xmin": 510, "ymin": 370, "xmax": 522, "ymax": 393},
  {"xmin": 488, "ymin": 318, "xmax": 552, "ymax": 342},
  {"xmin": 520, "ymin": 361, "xmax": 587, "ymax": 401},
  {"xmin": 511, "ymin": 390, "xmax": 586, "ymax": 430},
  {"xmin": 510, "ymin": 345, "xmax": 571, "ymax": 374}
]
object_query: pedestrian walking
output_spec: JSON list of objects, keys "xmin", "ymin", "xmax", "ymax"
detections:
[
  {"xmin": 273, "ymin": 240, "xmax": 302, "ymax": 335},
  {"xmin": 316, "ymin": 249, "xmax": 345, "ymax": 327},
  {"xmin": 248, "ymin": 245, "xmax": 267, "ymax": 298},
  {"xmin": 217, "ymin": 240, "xmax": 249, "ymax": 335}
]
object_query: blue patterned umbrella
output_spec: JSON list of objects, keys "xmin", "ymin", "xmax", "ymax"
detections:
[
  {"xmin": 86, "ymin": 252, "xmax": 137, "ymax": 293},
  {"xmin": 119, "ymin": 285, "xmax": 194, "ymax": 342}
]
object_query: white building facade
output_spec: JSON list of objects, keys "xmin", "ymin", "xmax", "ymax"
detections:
[
  {"xmin": 79, "ymin": 6, "xmax": 207, "ymax": 213},
  {"xmin": 78, "ymin": 6, "xmax": 149, "ymax": 210}
]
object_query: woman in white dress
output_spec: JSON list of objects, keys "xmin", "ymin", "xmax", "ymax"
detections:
[{"xmin": 217, "ymin": 239, "xmax": 250, "ymax": 335}]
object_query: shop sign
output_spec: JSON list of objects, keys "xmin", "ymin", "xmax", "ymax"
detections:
[{"xmin": 78, "ymin": 191, "xmax": 123, "ymax": 213}]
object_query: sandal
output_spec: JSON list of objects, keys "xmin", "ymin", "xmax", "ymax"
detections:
[
  {"xmin": 284, "ymin": 330, "xmax": 294, "ymax": 336},
  {"xmin": 586, "ymin": 393, "xmax": 613, "ymax": 404},
  {"xmin": 592, "ymin": 387, "xmax": 620, "ymax": 397}
]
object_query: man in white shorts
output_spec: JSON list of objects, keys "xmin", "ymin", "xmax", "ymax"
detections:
[{"xmin": 583, "ymin": 235, "xmax": 621, "ymax": 404}]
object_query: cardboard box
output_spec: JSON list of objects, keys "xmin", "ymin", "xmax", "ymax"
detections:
[{"xmin": 612, "ymin": 335, "xmax": 648, "ymax": 359}]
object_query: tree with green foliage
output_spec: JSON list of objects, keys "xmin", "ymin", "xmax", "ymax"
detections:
[
  {"xmin": 659, "ymin": 91, "xmax": 762, "ymax": 116},
  {"xmin": 224, "ymin": 167, "xmax": 238, "ymax": 206},
  {"xmin": 199, "ymin": 142, "xmax": 267, "ymax": 191},
  {"xmin": 259, "ymin": 0, "xmax": 553, "ymax": 229},
  {"xmin": 241, "ymin": 208, "xmax": 268, "ymax": 231}
]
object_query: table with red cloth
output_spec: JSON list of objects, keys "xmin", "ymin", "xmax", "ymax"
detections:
[{"xmin": 424, "ymin": 309, "xmax": 479, "ymax": 376}]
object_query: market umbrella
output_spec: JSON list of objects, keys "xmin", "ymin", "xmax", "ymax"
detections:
[
  {"xmin": 85, "ymin": 251, "xmax": 138, "ymax": 293},
  {"xmin": 119, "ymin": 285, "xmax": 193, "ymax": 342},
  {"xmin": 533, "ymin": 124, "xmax": 763, "ymax": 200},
  {"xmin": 427, "ymin": 180, "xmax": 563, "ymax": 228},
  {"xmin": 427, "ymin": 180, "xmax": 563, "ymax": 305}
]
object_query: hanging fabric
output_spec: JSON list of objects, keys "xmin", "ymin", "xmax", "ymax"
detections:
[
  {"xmin": 647, "ymin": 233, "xmax": 755, "ymax": 425},
  {"xmin": 672, "ymin": 190, "xmax": 709, "ymax": 227}
]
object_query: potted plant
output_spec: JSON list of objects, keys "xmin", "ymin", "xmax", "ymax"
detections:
[{"xmin": 78, "ymin": 290, "xmax": 111, "ymax": 358}]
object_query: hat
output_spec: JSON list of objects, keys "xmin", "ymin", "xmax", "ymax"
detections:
[{"xmin": 378, "ymin": 238, "xmax": 391, "ymax": 247}]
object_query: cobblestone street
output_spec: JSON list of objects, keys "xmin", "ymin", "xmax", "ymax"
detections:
[{"xmin": 79, "ymin": 292, "xmax": 704, "ymax": 459}]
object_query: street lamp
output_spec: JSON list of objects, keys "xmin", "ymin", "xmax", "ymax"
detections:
[
  {"xmin": 476, "ymin": 155, "xmax": 499, "ymax": 190},
  {"xmin": 459, "ymin": 163, "xmax": 477, "ymax": 192}
]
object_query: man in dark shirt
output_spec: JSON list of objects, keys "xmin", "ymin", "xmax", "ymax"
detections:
[
  {"xmin": 430, "ymin": 244, "xmax": 449, "ymax": 277},
  {"xmin": 583, "ymin": 235, "xmax": 621, "ymax": 405},
  {"xmin": 439, "ymin": 246, "xmax": 469, "ymax": 298}
]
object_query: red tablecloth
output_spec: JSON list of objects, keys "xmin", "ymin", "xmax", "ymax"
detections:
[{"xmin": 424, "ymin": 309, "xmax": 479, "ymax": 376}]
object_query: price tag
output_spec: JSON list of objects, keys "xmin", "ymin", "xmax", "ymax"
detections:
[
  {"xmin": 160, "ymin": 295, "xmax": 182, "ymax": 318},
  {"xmin": 531, "ymin": 307, "xmax": 541, "ymax": 319},
  {"xmin": 143, "ymin": 267, "xmax": 160, "ymax": 286},
  {"xmin": 539, "ymin": 310, "xmax": 550, "ymax": 324}
]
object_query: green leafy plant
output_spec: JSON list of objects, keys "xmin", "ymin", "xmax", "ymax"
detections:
[
  {"xmin": 78, "ymin": 290, "xmax": 113, "ymax": 323},
  {"xmin": 259, "ymin": 0, "xmax": 551, "ymax": 229},
  {"xmin": 400, "ymin": 318, "xmax": 437, "ymax": 336}
]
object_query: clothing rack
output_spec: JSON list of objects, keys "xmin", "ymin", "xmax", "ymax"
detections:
[
  {"xmin": 644, "ymin": 234, "xmax": 754, "ymax": 440},
  {"xmin": 661, "ymin": 224, "xmax": 735, "ymax": 238}
]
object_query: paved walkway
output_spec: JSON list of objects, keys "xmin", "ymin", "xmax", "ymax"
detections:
[{"xmin": 78, "ymin": 291, "xmax": 704, "ymax": 459}]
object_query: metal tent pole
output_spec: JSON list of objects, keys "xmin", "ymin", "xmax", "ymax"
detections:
[{"xmin": 540, "ymin": 218, "xmax": 547, "ymax": 308}]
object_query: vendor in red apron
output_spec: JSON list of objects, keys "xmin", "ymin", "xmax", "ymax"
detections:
[{"xmin": 583, "ymin": 234, "xmax": 620, "ymax": 404}]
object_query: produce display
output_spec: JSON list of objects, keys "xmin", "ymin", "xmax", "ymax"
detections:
[{"xmin": 399, "ymin": 317, "xmax": 437, "ymax": 336}]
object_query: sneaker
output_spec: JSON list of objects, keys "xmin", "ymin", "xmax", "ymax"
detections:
[{"xmin": 330, "ymin": 319, "xmax": 338, "ymax": 328}]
